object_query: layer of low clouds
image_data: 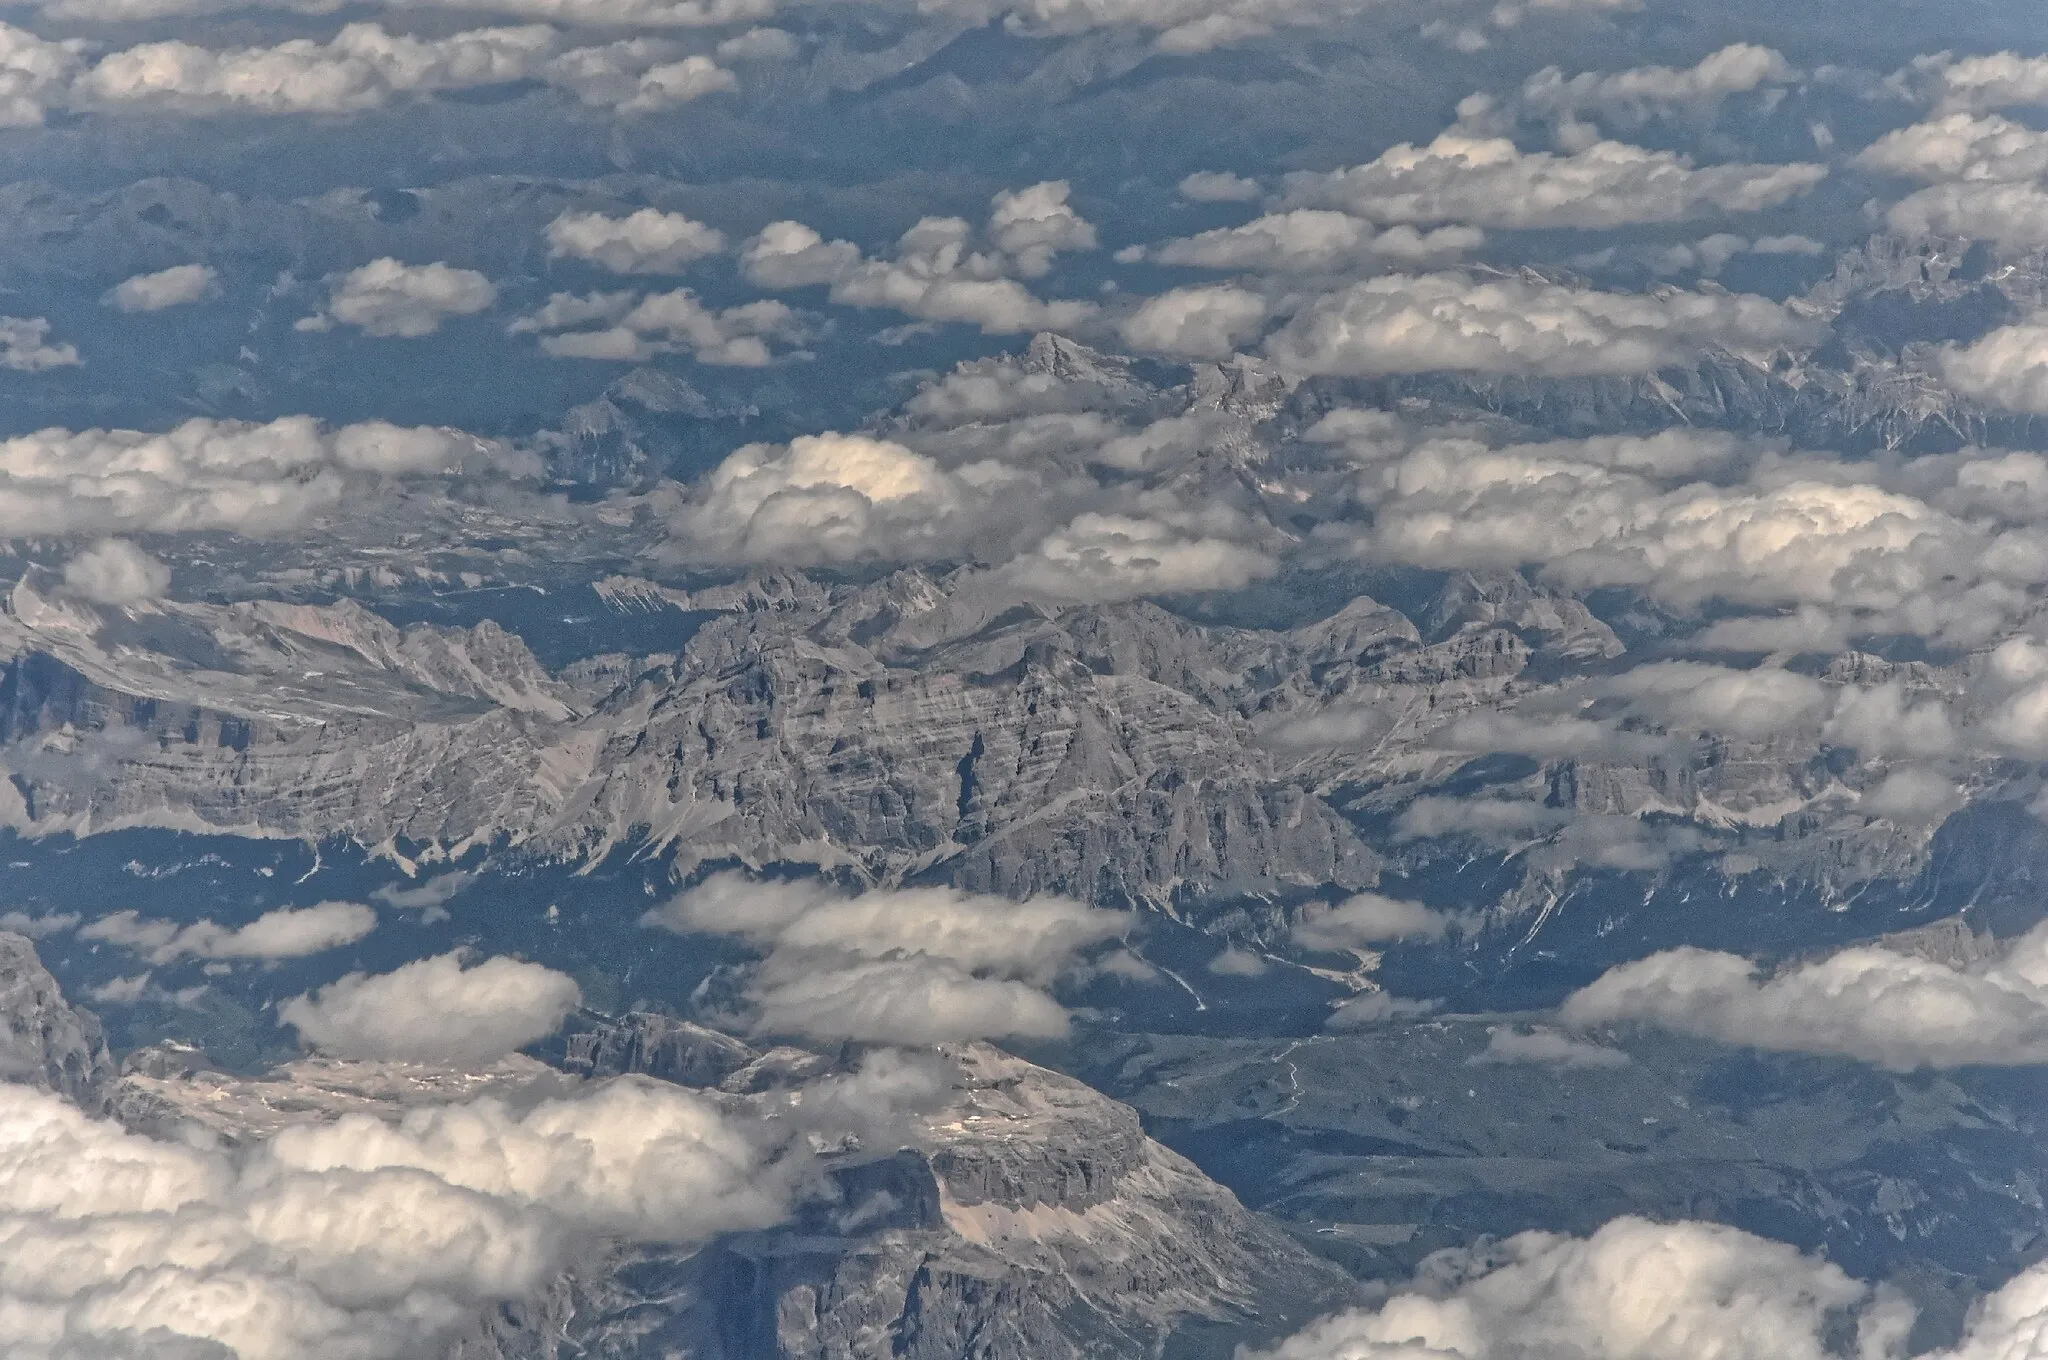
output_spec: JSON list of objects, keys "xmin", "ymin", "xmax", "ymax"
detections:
[
  {"xmin": 280, "ymin": 951, "xmax": 582, "ymax": 1062},
  {"xmin": 1250, "ymin": 1216, "xmax": 1896, "ymax": 1360},
  {"xmin": 0, "ymin": 19, "xmax": 740, "ymax": 123},
  {"xmin": 1281, "ymin": 131, "xmax": 1825, "ymax": 230},
  {"xmin": 1520, "ymin": 44, "xmax": 1797, "ymax": 128},
  {"xmin": 1313, "ymin": 419, "xmax": 2048, "ymax": 646},
  {"xmin": 1121, "ymin": 212, "xmax": 1482, "ymax": 274},
  {"xmin": 665, "ymin": 410, "xmax": 1286, "ymax": 603},
  {"xmin": 1562, "ymin": 921, "xmax": 2048, "ymax": 1069},
  {"xmin": 1943, "ymin": 325, "xmax": 2048, "ymax": 414},
  {"xmin": 645, "ymin": 872, "xmax": 1126, "ymax": 1044},
  {"xmin": 0, "ymin": 416, "xmax": 524, "ymax": 537},
  {"xmin": 512, "ymin": 288, "xmax": 795, "ymax": 364},
  {"xmin": 0, "ymin": 1070, "xmax": 802, "ymax": 1359},
  {"xmin": 1262, "ymin": 273, "xmax": 1816, "ymax": 376},
  {"xmin": 82, "ymin": 902, "xmax": 376, "ymax": 963}
]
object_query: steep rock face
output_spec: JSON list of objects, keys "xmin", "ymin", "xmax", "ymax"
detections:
[
  {"xmin": 466, "ymin": 1045, "xmax": 1356, "ymax": 1360},
  {"xmin": 0, "ymin": 568, "xmax": 1385, "ymax": 905},
  {"xmin": 84, "ymin": 1017, "xmax": 1355, "ymax": 1360},
  {"xmin": 0, "ymin": 930, "xmax": 114, "ymax": 1110},
  {"xmin": 561, "ymin": 1011, "xmax": 759, "ymax": 1087}
]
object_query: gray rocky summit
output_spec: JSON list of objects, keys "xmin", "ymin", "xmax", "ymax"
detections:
[{"xmin": 0, "ymin": 930, "xmax": 113, "ymax": 1110}]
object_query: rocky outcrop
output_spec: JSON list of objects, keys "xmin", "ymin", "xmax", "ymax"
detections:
[
  {"xmin": 0, "ymin": 930, "xmax": 113, "ymax": 1110},
  {"xmin": 461, "ymin": 1044, "xmax": 1357, "ymax": 1360},
  {"xmin": 561, "ymin": 1011, "xmax": 759, "ymax": 1087}
]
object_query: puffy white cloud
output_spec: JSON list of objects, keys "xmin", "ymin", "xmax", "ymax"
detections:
[
  {"xmin": 0, "ymin": 317, "xmax": 79, "ymax": 372},
  {"xmin": 0, "ymin": 416, "xmax": 511, "ymax": 537},
  {"xmin": 1291, "ymin": 893, "xmax": 1451, "ymax": 950},
  {"xmin": 75, "ymin": 23, "xmax": 558, "ymax": 115},
  {"xmin": 391, "ymin": 0, "xmax": 776, "ymax": 24},
  {"xmin": 716, "ymin": 26, "xmax": 798, "ymax": 61},
  {"xmin": 0, "ymin": 23, "xmax": 82, "ymax": 128},
  {"xmin": 1281, "ymin": 132, "xmax": 1825, "ymax": 230},
  {"xmin": 1265, "ymin": 273, "xmax": 1816, "ymax": 378},
  {"xmin": 669, "ymin": 418, "xmax": 1276, "ymax": 601},
  {"xmin": 674, "ymin": 431, "xmax": 981, "ymax": 563},
  {"xmin": 1943, "ymin": 324, "xmax": 2048, "ymax": 412},
  {"xmin": 61, "ymin": 538, "xmax": 169, "ymax": 605},
  {"xmin": 739, "ymin": 220, "xmax": 865, "ymax": 289},
  {"xmin": 81, "ymin": 903, "xmax": 377, "ymax": 964},
  {"xmin": 0, "ymin": 911, "xmax": 77, "ymax": 938},
  {"xmin": 1125, "ymin": 211, "xmax": 1481, "ymax": 274},
  {"xmin": 544, "ymin": 208, "xmax": 724, "ymax": 274},
  {"xmin": 104, "ymin": 264, "xmax": 218, "ymax": 313},
  {"xmin": 40, "ymin": 0, "xmax": 771, "ymax": 21},
  {"xmin": 1521, "ymin": 44, "xmax": 1796, "ymax": 126},
  {"xmin": 645, "ymin": 872, "xmax": 1125, "ymax": 1044},
  {"xmin": 0, "ymin": 1070, "xmax": 797, "ymax": 1360},
  {"xmin": 1178, "ymin": 170, "xmax": 1263, "ymax": 202},
  {"xmin": 1562, "ymin": 920, "xmax": 2048, "ymax": 1068},
  {"xmin": 1471, "ymin": 1026, "xmax": 1631, "ymax": 1068},
  {"xmin": 987, "ymin": 180, "xmax": 1098, "ymax": 277},
  {"xmin": 998, "ymin": 510, "xmax": 1276, "ymax": 600},
  {"xmin": 1120, "ymin": 284, "xmax": 1270, "ymax": 358},
  {"xmin": 912, "ymin": 0, "xmax": 1367, "ymax": 52},
  {"xmin": 280, "ymin": 952, "xmax": 581, "ymax": 1063},
  {"xmin": 1249, "ymin": 1216, "xmax": 1884, "ymax": 1360},
  {"xmin": 1857, "ymin": 112, "xmax": 2048, "ymax": 183},
  {"xmin": 545, "ymin": 45, "xmax": 734, "ymax": 112},
  {"xmin": 516, "ymin": 288, "xmax": 795, "ymax": 365},
  {"xmin": 1322, "ymin": 428, "xmax": 2048, "ymax": 647},
  {"xmin": 58, "ymin": 22, "xmax": 735, "ymax": 119},
  {"xmin": 1910, "ymin": 50, "xmax": 2048, "ymax": 114},
  {"xmin": 301, "ymin": 258, "xmax": 497, "ymax": 338},
  {"xmin": 741, "ymin": 184, "xmax": 1098, "ymax": 334},
  {"xmin": 1888, "ymin": 181, "xmax": 2048, "ymax": 248},
  {"xmin": 1822, "ymin": 682, "xmax": 1960, "ymax": 760},
  {"xmin": 1858, "ymin": 767, "xmax": 1965, "ymax": 823}
]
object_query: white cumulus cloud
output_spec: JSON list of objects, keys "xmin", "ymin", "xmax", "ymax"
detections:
[
  {"xmin": 61, "ymin": 538, "xmax": 170, "ymax": 605},
  {"xmin": 105, "ymin": 263, "xmax": 218, "ymax": 312},
  {"xmin": 545, "ymin": 207, "xmax": 725, "ymax": 274},
  {"xmin": 280, "ymin": 952, "xmax": 582, "ymax": 1063},
  {"xmin": 1562, "ymin": 920, "xmax": 2048, "ymax": 1069},
  {"xmin": 1265, "ymin": 272, "xmax": 1816, "ymax": 377},
  {"xmin": 302, "ymin": 258, "xmax": 497, "ymax": 338},
  {"xmin": 741, "ymin": 182, "xmax": 1098, "ymax": 334},
  {"xmin": 0, "ymin": 317, "xmax": 79, "ymax": 372},
  {"xmin": 1282, "ymin": 131, "xmax": 1825, "ymax": 230},
  {"xmin": 645, "ymin": 872, "xmax": 1126, "ymax": 1044},
  {"xmin": 81, "ymin": 903, "xmax": 377, "ymax": 965},
  {"xmin": 0, "ymin": 416, "xmax": 513, "ymax": 537},
  {"xmin": 1250, "ymin": 1216, "xmax": 1891, "ymax": 1360}
]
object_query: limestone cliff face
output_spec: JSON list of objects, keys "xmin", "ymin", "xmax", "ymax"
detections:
[
  {"xmin": 72, "ymin": 1005, "xmax": 1353, "ymax": 1360},
  {"xmin": 0, "ymin": 568, "xmax": 1384, "ymax": 906},
  {"xmin": 458, "ymin": 1042, "xmax": 1356, "ymax": 1360},
  {"xmin": 0, "ymin": 930, "xmax": 113, "ymax": 1111}
]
